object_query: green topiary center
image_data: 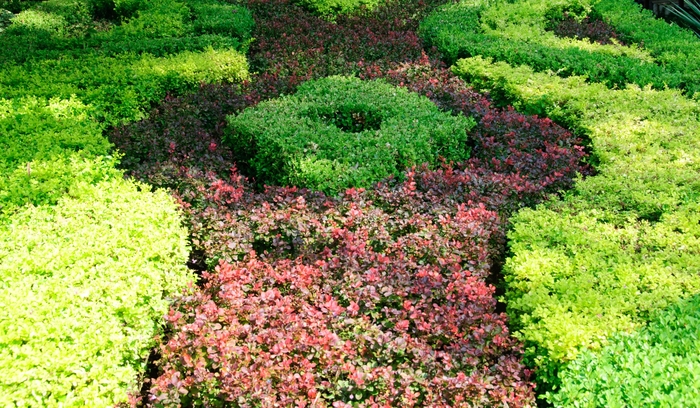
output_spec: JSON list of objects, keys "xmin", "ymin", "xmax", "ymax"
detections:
[{"xmin": 313, "ymin": 107, "xmax": 382, "ymax": 133}]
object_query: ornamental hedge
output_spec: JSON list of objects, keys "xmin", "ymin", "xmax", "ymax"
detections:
[
  {"xmin": 0, "ymin": 175, "xmax": 192, "ymax": 406},
  {"xmin": 224, "ymin": 76, "xmax": 475, "ymax": 194},
  {"xmin": 0, "ymin": 0, "xmax": 252, "ymax": 404},
  {"xmin": 420, "ymin": 0, "xmax": 700, "ymax": 95},
  {"xmin": 551, "ymin": 295, "xmax": 700, "ymax": 407},
  {"xmin": 453, "ymin": 56, "xmax": 700, "ymax": 395}
]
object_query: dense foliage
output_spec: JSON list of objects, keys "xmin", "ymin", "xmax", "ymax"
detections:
[
  {"xmin": 0, "ymin": 175, "xmax": 191, "ymax": 406},
  {"xmin": 224, "ymin": 76, "xmax": 475, "ymax": 194},
  {"xmin": 550, "ymin": 295, "xmax": 700, "ymax": 407},
  {"xmin": 454, "ymin": 53, "xmax": 700, "ymax": 394},
  {"xmin": 420, "ymin": 0, "xmax": 700, "ymax": 95},
  {"xmin": 149, "ymin": 174, "xmax": 534, "ymax": 407}
]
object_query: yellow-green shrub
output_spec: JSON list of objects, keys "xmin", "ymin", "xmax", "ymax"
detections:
[
  {"xmin": 453, "ymin": 57, "xmax": 700, "ymax": 388},
  {"xmin": 0, "ymin": 176, "xmax": 192, "ymax": 407}
]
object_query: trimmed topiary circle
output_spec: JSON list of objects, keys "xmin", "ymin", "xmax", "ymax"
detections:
[{"xmin": 224, "ymin": 76, "xmax": 475, "ymax": 194}]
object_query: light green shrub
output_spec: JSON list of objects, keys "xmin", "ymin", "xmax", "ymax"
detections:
[
  {"xmin": 0, "ymin": 154, "xmax": 122, "ymax": 214},
  {"xmin": 294, "ymin": 0, "xmax": 381, "ymax": 18},
  {"xmin": 115, "ymin": 0, "xmax": 190, "ymax": 38},
  {"xmin": 551, "ymin": 294, "xmax": 700, "ymax": 407},
  {"xmin": 224, "ymin": 76, "xmax": 475, "ymax": 194},
  {"xmin": 190, "ymin": 0, "xmax": 254, "ymax": 38},
  {"xmin": 0, "ymin": 177, "xmax": 192, "ymax": 407},
  {"xmin": 453, "ymin": 57, "xmax": 700, "ymax": 389},
  {"xmin": 0, "ymin": 97, "xmax": 110, "ymax": 174}
]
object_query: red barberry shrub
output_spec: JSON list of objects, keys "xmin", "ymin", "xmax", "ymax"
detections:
[
  {"xmin": 147, "ymin": 168, "xmax": 536, "ymax": 406},
  {"xmin": 246, "ymin": 0, "xmax": 442, "ymax": 79}
]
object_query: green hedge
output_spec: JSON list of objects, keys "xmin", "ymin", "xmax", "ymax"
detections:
[
  {"xmin": 551, "ymin": 295, "xmax": 700, "ymax": 407},
  {"xmin": 224, "ymin": 76, "xmax": 475, "ymax": 194},
  {"xmin": 453, "ymin": 57, "xmax": 700, "ymax": 391},
  {"xmin": 420, "ymin": 0, "xmax": 700, "ymax": 95},
  {"xmin": 293, "ymin": 0, "xmax": 381, "ymax": 19},
  {"xmin": 0, "ymin": 0, "xmax": 249, "ymax": 404},
  {"xmin": 0, "ymin": 175, "xmax": 192, "ymax": 407}
]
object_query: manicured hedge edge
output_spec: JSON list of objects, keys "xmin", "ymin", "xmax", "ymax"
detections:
[
  {"xmin": 453, "ymin": 56, "xmax": 700, "ymax": 391},
  {"xmin": 224, "ymin": 76, "xmax": 475, "ymax": 194},
  {"xmin": 551, "ymin": 295, "xmax": 700, "ymax": 407},
  {"xmin": 0, "ymin": 175, "xmax": 192, "ymax": 407},
  {"xmin": 420, "ymin": 0, "xmax": 700, "ymax": 95}
]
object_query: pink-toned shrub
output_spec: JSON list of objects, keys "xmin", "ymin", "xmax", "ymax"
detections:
[{"xmin": 148, "ymin": 169, "xmax": 535, "ymax": 407}]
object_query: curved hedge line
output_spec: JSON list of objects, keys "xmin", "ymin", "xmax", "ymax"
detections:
[
  {"xmin": 0, "ymin": 175, "xmax": 192, "ymax": 406},
  {"xmin": 453, "ymin": 56, "xmax": 700, "ymax": 393},
  {"xmin": 224, "ymin": 76, "xmax": 475, "ymax": 194},
  {"xmin": 420, "ymin": 0, "xmax": 700, "ymax": 95}
]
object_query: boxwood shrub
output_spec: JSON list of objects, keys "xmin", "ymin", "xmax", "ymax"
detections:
[
  {"xmin": 453, "ymin": 57, "xmax": 700, "ymax": 392},
  {"xmin": 420, "ymin": 0, "xmax": 700, "ymax": 95},
  {"xmin": 551, "ymin": 295, "xmax": 700, "ymax": 407},
  {"xmin": 224, "ymin": 76, "xmax": 476, "ymax": 194},
  {"xmin": 0, "ymin": 175, "xmax": 192, "ymax": 407}
]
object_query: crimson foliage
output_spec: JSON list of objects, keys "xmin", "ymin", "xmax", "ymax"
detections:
[{"xmin": 148, "ymin": 170, "xmax": 535, "ymax": 407}]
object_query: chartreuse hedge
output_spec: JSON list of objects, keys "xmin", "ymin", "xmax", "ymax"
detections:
[
  {"xmin": 0, "ymin": 0, "xmax": 250, "ymax": 404},
  {"xmin": 453, "ymin": 57, "xmax": 700, "ymax": 396},
  {"xmin": 0, "ymin": 176, "xmax": 192, "ymax": 406},
  {"xmin": 420, "ymin": 0, "xmax": 700, "ymax": 95},
  {"xmin": 551, "ymin": 295, "xmax": 700, "ymax": 407},
  {"xmin": 224, "ymin": 76, "xmax": 475, "ymax": 194}
]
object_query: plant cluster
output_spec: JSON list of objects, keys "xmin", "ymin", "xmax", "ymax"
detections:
[
  {"xmin": 113, "ymin": 62, "xmax": 586, "ymax": 407},
  {"xmin": 420, "ymin": 0, "xmax": 700, "ymax": 95},
  {"xmin": 224, "ymin": 76, "xmax": 475, "ymax": 194},
  {"xmin": 0, "ymin": 176, "xmax": 191, "ymax": 406},
  {"xmin": 146, "ymin": 171, "xmax": 536, "ymax": 406},
  {"xmin": 551, "ymin": 295, "xmax": 700, "ymax": 407},
  {"xmin": 453, "ymin": 40, "xmax": 700, "ymax": 401},
  {"xmin": 551, "ymin": 13, "xmax": 626, "ymax": 45}
]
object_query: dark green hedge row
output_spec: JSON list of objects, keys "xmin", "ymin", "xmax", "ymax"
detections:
[
  {"xmin": 453, "ymin": 56, "xmax": 700, "ymax": 400},
  {"xmin": 420, "ymin": 0, "xmax": 700, "ymax": 95},
  {"xmin": 224, "ymin": 76, "xmax": 476, "ymax": 194}
]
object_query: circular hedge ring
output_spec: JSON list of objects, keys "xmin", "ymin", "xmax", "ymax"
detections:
[{"xmin": 224, "ymin": 75, "xmax": 476, "ymax": 194}]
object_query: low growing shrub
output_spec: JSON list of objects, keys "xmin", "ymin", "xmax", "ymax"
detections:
[
  {"xmin": 0, "ymin": 176, "xmax": 192, "ymax": 407},
  {"xmin": 224, "ymin": 76, "xmax": 475, "ymax": 194},
  {"xmin": 551, "ymin": 294, "xmax": 700, "ymax": 406},
  {"xmin": 145, "ymin": 168, "xmax": 537, "ymax": 407},
  {"xmin": 420, "ymin": 0, "xmax": 700, "ymax": 95},
  {"xmin": 453, "ymin": 57, "xmax": 700, "ymax": 390}
]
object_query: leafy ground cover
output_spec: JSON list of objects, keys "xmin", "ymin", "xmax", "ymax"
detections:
[
  {"xmin": 420, "ymin": 0, "xmax": 700, "ymax": 95},
  {"xmin": 0, "ymin": 0, "xmax": 251, "ymax": 404},
  {"xmin": 107, "ymin": 0, "xmax": 589, "ymax": 405},
  {"xmin": 433, "ymin": 0, "xmax": 700, "ymax": 403}
]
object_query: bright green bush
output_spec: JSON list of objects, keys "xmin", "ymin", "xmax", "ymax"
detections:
[
  {"xmin": 420, "ymin": 0, "xmax": 700, "ymax": 95},
  {"xmin": 0, "ymin": 176, "xmax": 192, "ymax": 407},
  {"xmin": 294, "ymin": 0, "xmax": 381, "ymax": 18},
  {"xmin": 224, "ymin": 76, "xmax": 475, "ymax": 194},
  {"xmin": 114, "ymin": 0, "xmax": 190, "ymax": 38},
  {"xmin": 0, "ymin": 154, "xmax": 122, "ymax": 215},
  {"xmin": 190, "ymin": 0, "xmax": 254, "ymax": 38},
  {"xmin": 0, "ymin": 48, "xmax": 248, "ymax": 124},
  {"xmin": 0, "ymin": 97, "xmax": 110, "ymax": 174},
  {"xmin": 551, "ymin": 294, "xmax": 700, "ymax": 407},
  {"xmin": 453, "ymin": 57, "xmax": 700, "ymax": 389}
]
